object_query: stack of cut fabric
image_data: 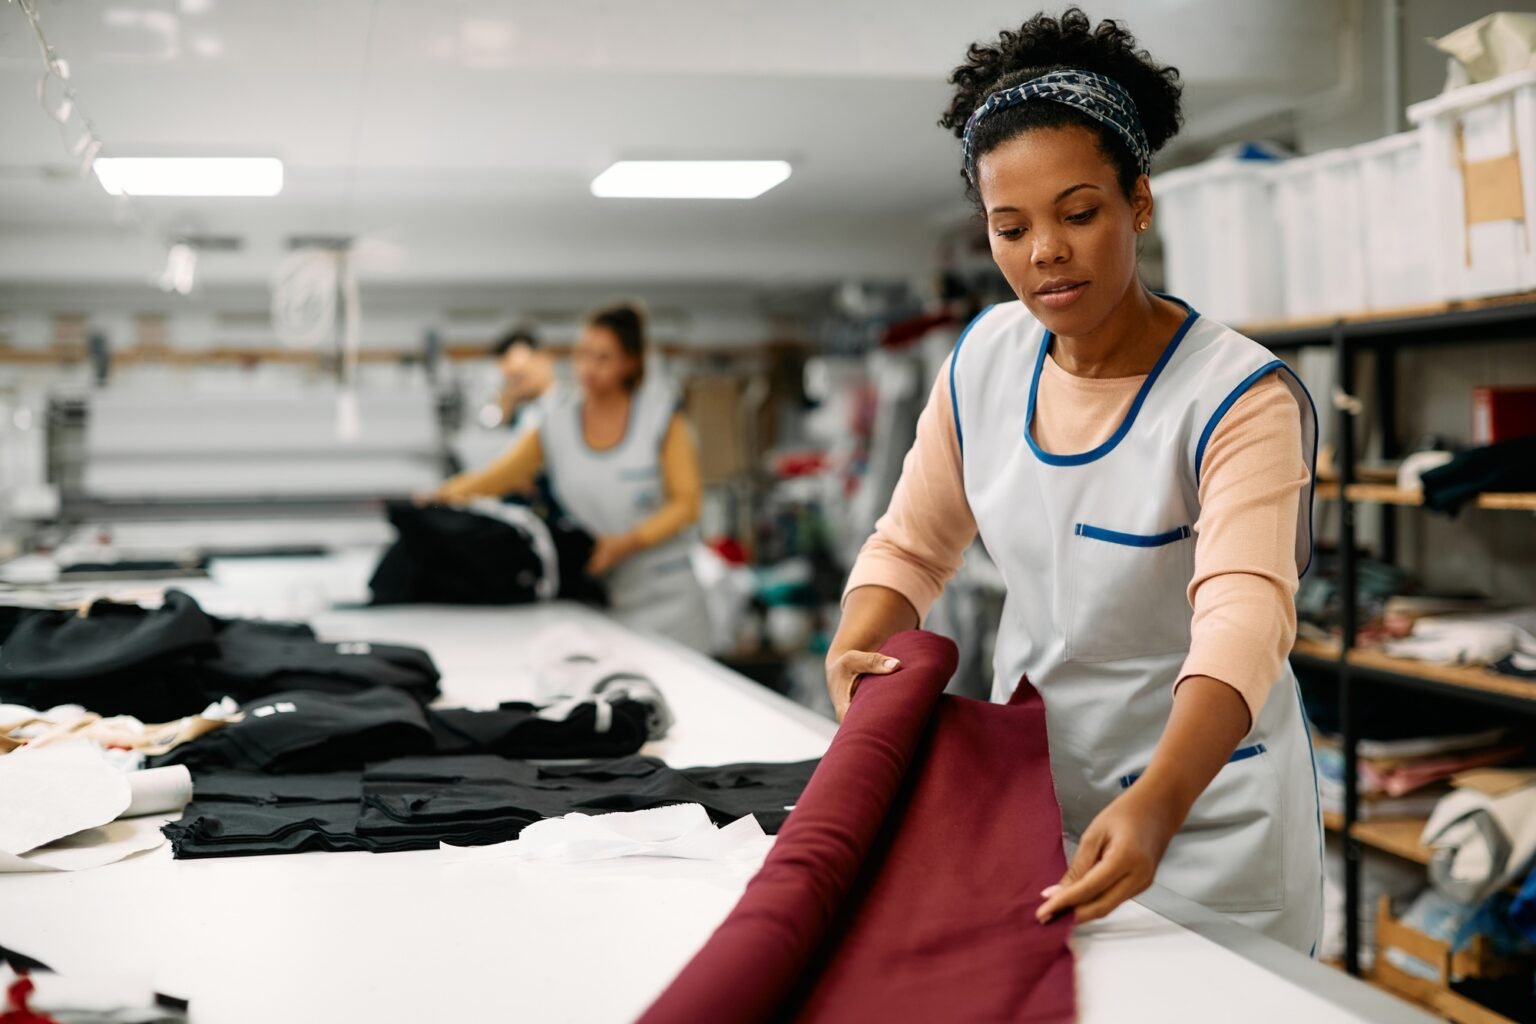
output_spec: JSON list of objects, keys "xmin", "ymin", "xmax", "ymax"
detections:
[
  {"xmin": 1314, "ymin": 728, "xmax": 1524, "ymax": 821},
  {"xmin": 1378, "ymin": 606, "xmax": 1536, "ymax": 680}
]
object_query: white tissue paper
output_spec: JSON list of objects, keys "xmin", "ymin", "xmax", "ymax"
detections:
[
  {"xmin": 0, "ymin": 741, "xmax": 132, "ymax": 856},
  {"xmin": 442, "ymin": 803, "xmax": 768, "ymax": 864}
]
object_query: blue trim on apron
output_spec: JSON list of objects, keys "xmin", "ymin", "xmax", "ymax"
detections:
[
  {"xmin": 948, "ymin": 304, "xmax": 997, "ymax": 458},
  {"xmin": 1024, "ymin": 301, "xmax": 1201, "ymax": 467},
  {"xmin": 1074, "ymin": 523, "xmax": 1192, "ymax": 547},
  {"xmin": 1119, "ymin": 743, "xmax": 1267, "ymax": 789}
]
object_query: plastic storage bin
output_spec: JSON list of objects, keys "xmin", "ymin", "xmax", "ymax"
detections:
[
  {"xmin": 1153, "ymin": 155, "xmax": 1286, "ymax": 326},
  {"xmin": 1408, "ymin": 69, "xmax": 1536, "ymax": 301},
  {"xmin": 1353, "ymin": 132, "xmax": 1441, "ymax": 311},
  {"xmin": 1271, "ymin": 148, "xmax": 1369, "ymax": 319}
]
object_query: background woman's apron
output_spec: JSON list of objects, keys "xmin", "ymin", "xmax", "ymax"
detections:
[{"xmin": 540, "ymin": 377, "xmax": 712, "ymax": 651}]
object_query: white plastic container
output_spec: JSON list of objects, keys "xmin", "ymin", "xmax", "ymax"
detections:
[
  {"xmin": 1352, "ymin": 132, "xmax": 1441, "ymax": 311},
  {"xmin": 1270, "ymin": 149, "xmax": 1370, "ymax": 319},
  {"xmin": 1153, "ymin": 156, "xmax": 1286, "ymax": 325},
  {"xmin": 1407, "ymin": 69, "xmax": 1536, "ymax": 301}
]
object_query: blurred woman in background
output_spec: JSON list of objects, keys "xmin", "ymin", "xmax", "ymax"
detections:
[{"xmin": 431, "ymin": 303, "xmax": 712, "ymax": 651}]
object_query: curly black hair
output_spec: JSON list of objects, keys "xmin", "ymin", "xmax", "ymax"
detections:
[{"xmin": 939, "ymin": 8, "xmax": 1183, "ymax": 204}]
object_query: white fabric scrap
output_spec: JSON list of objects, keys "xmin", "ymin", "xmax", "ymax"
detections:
[
  {"xmin": 0, "ymin": 741, "xmax": 131, "ymax": 856},
  {"xmin": 0, "ymin": 815, "xmax": 168, "ymax": 874},
  {"xmin": 442, "ymin": 804, "xmax": 767, "ymax": 864}
]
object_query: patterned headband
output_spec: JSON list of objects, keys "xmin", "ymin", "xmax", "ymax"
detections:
[{"xmin": 962, "ymin": 68, "xmax": 1151, "ymax": 183}]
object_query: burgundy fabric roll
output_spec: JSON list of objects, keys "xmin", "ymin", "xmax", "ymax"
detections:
[{"xmin": 638, "ymin": 630, "xmax": 1075, "ymax": 1023}]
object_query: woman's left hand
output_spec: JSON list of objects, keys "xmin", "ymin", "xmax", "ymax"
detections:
[
  {"xmin": 587, "ymin": 533, "xmax": 639, "ymax": 576},
  {"xmin": 1035, "ymin": 784, "xmax": 1183, "ymax": 926}
]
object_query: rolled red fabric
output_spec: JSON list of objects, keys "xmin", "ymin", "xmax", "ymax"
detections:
[{"xmin": 638, "ymin": 629, "xmax": 1075, "ymax": 1023}]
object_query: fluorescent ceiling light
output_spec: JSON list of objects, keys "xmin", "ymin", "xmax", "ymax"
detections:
[
  {"xmin": 590, "ymin": 160, "xmax": 791, "ymax": 199},
  {"xmin": 93, "ymin": 157, "xmax": 284, "ymax": 197}
]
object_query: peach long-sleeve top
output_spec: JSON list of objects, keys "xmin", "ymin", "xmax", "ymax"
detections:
[{"xmin": 844, "ymin": 351, "xmax": 1309, "ymax": 722}]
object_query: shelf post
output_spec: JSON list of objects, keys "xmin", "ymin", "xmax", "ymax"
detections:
[{"xmin": 1336, "ymin": 322, "xmax": 1363, "ymax": 975}]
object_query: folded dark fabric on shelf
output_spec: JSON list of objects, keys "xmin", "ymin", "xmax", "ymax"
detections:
[
  {"xmin": 1422, "ymin": 437, "xmax": 1536, "ymax": 514},
  {"xmin": 163, "ymin": 755, "xmax": 819, "ymax": 859},
  {"xmin": 369, "ymin": 500, "xmax": 605, "ymax": 606},
  {"xmin": 0, "ymin": 591, "xmax": 440, "ymax": 720},
  {"xmin": 1495, "ymin": 655, "xmax": 1536, "ymax": 680}
]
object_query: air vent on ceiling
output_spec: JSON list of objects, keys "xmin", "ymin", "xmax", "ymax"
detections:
[
  {"xmin": 177, "ymin": 235, "xmax": 244, "ymax": 252},
  {"xmin": 285, "ymin": 235, "xmax": 354, "ymax": 251}
]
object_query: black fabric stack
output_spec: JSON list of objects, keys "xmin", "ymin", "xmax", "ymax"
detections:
[
  {"xmin": 163, "ymin": 755, "xmax": 819, "ymax": 858},
  {"xmin": 369, "ymin": 500, "xmax": 605, "ymax": 606},
  {"xmin": 0, "ymin": 591, "xmax": 440, "ymax": 721},
  {"xmin": 150, "ymin": 687, "xmax": 657, "ymax": 773},
  {"xmin": 1422, "ymin": 437, "xmax": 1536, "ymax": 514}
]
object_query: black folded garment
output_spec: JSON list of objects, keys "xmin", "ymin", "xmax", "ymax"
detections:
[
  {"xmin": 428, "ymin": 700, "xmax": 651, "ymax": 760},
  {"xmin": 151, "ymin": 688, "xmax": 436, "ymax": 774},
  {"xmin": 194, "ymin": 632, "xmax": 441, "ymax": 707},
  {"xmin": 370, "ymin": 499, "xmax": 605, "ymax": 606},
  {"xmin": 163, "ymin": 755, "xmax": 820, "ymax": 859},
  {"xmin": 0, "ymin": 590, "xmax": 440, "ymax": 720},
  {"xmin": 1422, "ymin": 437, "xmax": 1536, "ymax": 514},
  {"xmin": 0, "ymin": 590, "xmax": 217, "ymax": 720}
]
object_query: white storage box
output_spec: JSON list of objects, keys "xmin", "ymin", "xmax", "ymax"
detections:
[
  {"xmin": 1153, "ymin": 156, "xmax": 1286, "ymax": 325},
  {"xmin": 1353, "ymin": 132, "xmax": 1441, "ymax": 312},
  {"xmin": 1271, "ymin": 149, "xmax": 1369, "ymax": 319},
  {"xmin": 1407, "ymin": 69, "xmax": 1536, "ymax": 301}
]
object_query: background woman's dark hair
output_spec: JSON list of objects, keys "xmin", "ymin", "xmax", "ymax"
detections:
[
  {"xmin": 939, "ymin": 8, "xmax": 1183, "ymax": 205},
  {"xmin": 587, "ymin": 302, "xmax": 647, "ymax": 390},
  {"xmin": 491, "ymin": 325, "xmax": 539, "ymax": 358}
]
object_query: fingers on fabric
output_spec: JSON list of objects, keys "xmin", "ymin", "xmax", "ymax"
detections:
[
  {"xmin": 1037, "ymin": 830, "xmax": 1109, "ymax": 923},
  {"xmin": 1072, "ymin": 871, "xmax": 1150, "ymax": 925},
  {"xmin": 1038, "ymin": 832, "xmax": 1153, "ymax": 924},
  {"xmin": 827, "ymin": 651, "xmax": 900, "ymax": 722}
]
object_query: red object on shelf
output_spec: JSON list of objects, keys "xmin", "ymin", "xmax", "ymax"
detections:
[
  {"xmin": 707, "ymin": 537, "xmax": 748, "ymax": 565},
  {"xmin": 1472, "ymin": 387, "xmax": 1536, "ymax": 445},
  {"xmin": 771, "ymin": 451, "xmax": 830, "ymax": 479}
]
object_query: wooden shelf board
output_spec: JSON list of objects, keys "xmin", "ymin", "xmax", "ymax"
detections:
[
  {"xmin": 1239, "ymin": 288, "xmax": 1536, "ymax": 336},
  {"xmin": 1479, "ymin": 492, "xmax": 1536, "ymax": 511},
  {"xmin": 1350, "ymin": 818, "xmax": 1432, "ymax": 865},
  {"xmin": 1291, "ymin": 637, "xmax": 1343, "ymax": 661},
  {"xmin": 1346, "ymin": 647, "xmax": 1536, "ymax": 703},
  {"xmin": 1313, "ymin": 482, "xmax": 1536, "ymax": 512},
  {"xmin": 1346, "ymin": 483, "xmax": 1422, "ymax": 506}
]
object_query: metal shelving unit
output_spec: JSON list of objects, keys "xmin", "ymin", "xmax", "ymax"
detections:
[{"xmin": 1246, "ymin": 292, "xmax": 1536, "ymax": 982}]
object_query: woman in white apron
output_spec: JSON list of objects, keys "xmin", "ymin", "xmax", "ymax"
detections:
[
  {"xmin": 827, "ymin": 11, "xmax": 1323, "ymax": 953},
  {"xmin": 432, "ymin": 304, "xmax": 712, "ymax": 651}
]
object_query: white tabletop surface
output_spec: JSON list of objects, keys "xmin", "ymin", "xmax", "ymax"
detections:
[{"xmin": 0, "ymin": 552, "xmax": 1430, "ymax": 1023}]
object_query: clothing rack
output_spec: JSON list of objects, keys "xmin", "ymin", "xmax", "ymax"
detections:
[{"xmin": 1248, "ymin": 292, "xmax": 1536, "ymax": 994}]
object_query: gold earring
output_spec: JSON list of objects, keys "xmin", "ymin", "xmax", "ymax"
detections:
[{"xmin": 1138, "ymin": 221, "xmax": 1149, "ymax": 231}]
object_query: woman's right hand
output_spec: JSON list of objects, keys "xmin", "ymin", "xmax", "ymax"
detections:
[{"xmin": 825, "ymin": 649, "xmax": 902, "ymax": 722}]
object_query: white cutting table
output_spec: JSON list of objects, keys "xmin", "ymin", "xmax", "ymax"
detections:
[{"xmin": 0, "ymin": 553, "xmax": 1431, "ymax": 1023}]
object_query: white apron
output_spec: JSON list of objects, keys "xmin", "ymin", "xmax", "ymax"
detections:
[
  {"xmin": 949, "ymin": 298, "xmax": 1323, "ymax": 953},
  {"xmin": 540, "ymin": 378, "xmax": 712, "ymax": 651}
]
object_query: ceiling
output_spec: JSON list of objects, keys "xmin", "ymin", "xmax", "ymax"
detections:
[{"xmin": 0, "ymin": 0, "xmax": 1345, "ymax": 289}]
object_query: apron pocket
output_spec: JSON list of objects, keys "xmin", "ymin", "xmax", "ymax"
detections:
[
  {"xmin": 1063, "ymin": 523, "xmax": 1195, "ymax": 662},
  {"xmin": 1155, "ymin": 747, "xmax": 1286, "ymax": 912}
]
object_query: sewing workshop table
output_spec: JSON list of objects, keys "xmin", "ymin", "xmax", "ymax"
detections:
[{"xmin": 0, "ymin": 553, "xmax": 1430, "ymax": 1023}]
